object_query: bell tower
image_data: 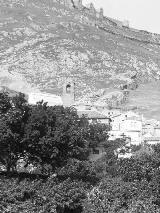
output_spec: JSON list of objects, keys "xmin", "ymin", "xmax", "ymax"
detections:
[{"xmin": 62, "ymin": 78, "xmax": 75, "ymax": 107}]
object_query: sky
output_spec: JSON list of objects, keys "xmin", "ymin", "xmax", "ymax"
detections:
[{"xmin": 83, "ymin": 0, "xmax": 160, "ymax": 34}]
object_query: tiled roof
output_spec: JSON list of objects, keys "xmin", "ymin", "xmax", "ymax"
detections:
[
  {"xmin": 126, "ymin": 130, "xmax": 141, "ymax": 132},
  {"xmin": 77, "ymin": 110, "xmax": 109, "ymax": 119},
  {"xmin": 142, "ymin": 124, "xmax": 160, "ymax": 129},
  {"xmin": 144, "ymin": 137, "xmax": 160, "ymax": 141},
  {"xmin": 125, "ymin": 116, "xmax": 142, "ymax": 121}
]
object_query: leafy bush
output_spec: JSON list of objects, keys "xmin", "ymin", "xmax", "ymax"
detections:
[
  {"xmin": 56, "ymin": 158, "xmax": 99, "ymax": 184},
  {"xmin": 83, "ymin": 177, "xmax": 160, "ymax": 213},
  {"xmin": 0, "ymin": 175, "xmax": 87, "ymax": 213}
]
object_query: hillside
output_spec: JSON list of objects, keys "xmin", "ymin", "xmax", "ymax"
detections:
[{"xmin": 0, "ymin": 0, "xmax": 160, "ymax": 119}]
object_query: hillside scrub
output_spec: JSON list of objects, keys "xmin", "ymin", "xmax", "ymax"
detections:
[{"xmin": 1, "ymin": 0, "xmax": 160, "ymax": 120}]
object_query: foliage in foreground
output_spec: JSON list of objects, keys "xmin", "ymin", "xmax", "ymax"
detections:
[{"xmin": 1, "ymin": 92, "xmax": 160, "ymax": 212}]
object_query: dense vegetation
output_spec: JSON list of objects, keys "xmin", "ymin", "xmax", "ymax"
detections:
[{"xmin": 1, "ymin": 92, "xmax": 160, "ymax": 212}]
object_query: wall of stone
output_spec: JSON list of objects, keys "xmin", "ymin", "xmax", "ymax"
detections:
[{"xmin": 54, "ymin": 0, "xmax": 130, "ymax": 30}]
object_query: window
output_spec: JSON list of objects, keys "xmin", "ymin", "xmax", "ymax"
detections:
[
  {"xmin": 66, "ymin": 84, "xmax": 71, "ymax": 93},
  {"xmin": 93, "ymin": 149, "xmax": 100, "ymax": 154}
]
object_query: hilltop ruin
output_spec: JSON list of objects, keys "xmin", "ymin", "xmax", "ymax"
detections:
[{"xmin": 54, "ymin": 0, "xmax": 129, "ymax": 29}]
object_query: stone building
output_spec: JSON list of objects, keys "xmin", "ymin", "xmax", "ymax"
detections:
[
  {"xmin": 120, "ymin": 119, "xmax": 142, "ymax": 145},
  {"xmin": 154, "ymin": 125, "xmax": 160, "ymax": 137},
  {"xmin": 109, "ymin": 111, "xmax": 143, "ymax": 145},
  {"xmin": 144, "ymin": 136, "xmax": 160, "ymax": 145},
  {"xmin": 76, "ymin": 106, "xmax": 111, "ymax": 124}
]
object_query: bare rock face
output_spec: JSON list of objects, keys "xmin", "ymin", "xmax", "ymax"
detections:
[{"xmin": 0, "ymin": 0, "xmax": 160, "ymax": 118}]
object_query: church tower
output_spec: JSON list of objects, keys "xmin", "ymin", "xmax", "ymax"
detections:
[
  {"xmin": 62, "ymin": 78, "xmax": 75, "ymax": 107},
  {"xmin": 99, "ymin": 8, "xmax": 104, "ymax": 19}
]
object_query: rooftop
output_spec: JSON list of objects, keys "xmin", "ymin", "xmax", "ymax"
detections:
[
  {"xmin": 144, "ymin": 137, "xmax": 160, "ymax": 141},
  {"xmin": 77, "ymin": 109, "xmax": 109, "ymax": 119}
]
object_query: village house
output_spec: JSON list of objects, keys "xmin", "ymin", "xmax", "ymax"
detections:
[
  {"xmin": 120, "ymin": 119, "xmax": 142, "ymax": 145},
  {"xmin": 108, "ymin": 111, "xmax": 143, "ymax": 145},
  {"xmin": 142, "ymin": 122, "xmax": 160, "ymax": 145},
  {"xmin": 142, "ymin": 121, "xmax": 155, "ymax": 135},
  {"xmin": 76, "ymin": 106, "xmax": 111, "ymax": 124},
  {"xmin": 154, "ymin": 125, "xmax": 160, "ymax": 137}
]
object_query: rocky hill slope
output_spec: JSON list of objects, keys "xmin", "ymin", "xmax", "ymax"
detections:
[{"xmin": 0, "ymin": 0, "xmax": 160, "ymax": 119}]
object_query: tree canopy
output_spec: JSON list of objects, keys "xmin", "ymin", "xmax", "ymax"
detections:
[{"xmin": 2, "ymin": 92, "xmax": 160, "ymax": 212}]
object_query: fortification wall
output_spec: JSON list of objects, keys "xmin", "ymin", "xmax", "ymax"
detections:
[
  {"xmin": 55, "ymin": 0, "xmax": 160, "ymax": 47},
  {"xmin": 55, "ymin": 0, "xmax": 104, "ymax": 21},
  {"xmin": 56, "ymin": 0, "xmax": 129, "ymax": 30}
]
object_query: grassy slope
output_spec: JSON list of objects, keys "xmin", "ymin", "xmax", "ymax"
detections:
[
  {"xmin": 125, "ymin": 81, "xmax": 160, "ymax": 120},
  {"xmin": 0, "ymin": 0, "xmax": 160, "ymax": 119}
]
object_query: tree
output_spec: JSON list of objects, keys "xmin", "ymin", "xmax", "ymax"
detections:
[
  {"xmin": 0, "ymin": 175, "xmax": 87, "ymax": 213},
  {"xmin": 0, "ymin": 92, "xmax": 30, "ymax": 172},
  {"xmin": 56, "ymin": 158, "xmax": 99, "ymax": 185},
  {"xmin": 87, "ymin": 122, "xmax": 110, "ymax": 150},
  {"xmin": 0, "ymin": 92, "xmax": 12, "ymax": 114},
  {"xmin": 118, "ymin": 147, "xmax": 160, "ymax": 182},
  {"xmin": 44, "ymin": 178, "xmax": 87, "ymax": 213},
  {"xmin": 93, "ymin": 138, "xmax": 126, "ymax": 178},
  {"xmin": 83, "ymin": 176, "xmax": 160, "ymax": 213},
  {"xmin": 23, "ymin": 103, "xmax": 90, "ymax": 173}
]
